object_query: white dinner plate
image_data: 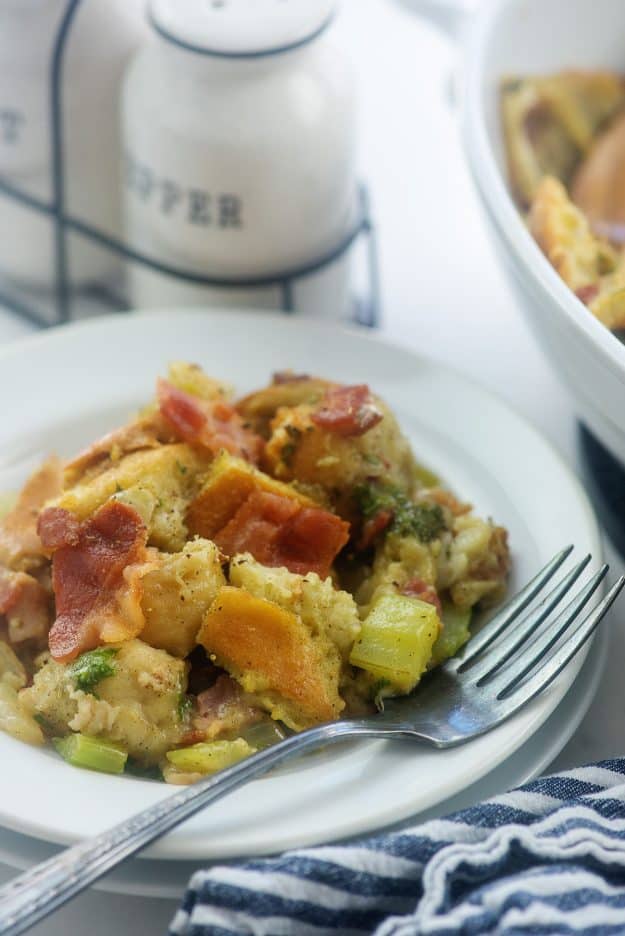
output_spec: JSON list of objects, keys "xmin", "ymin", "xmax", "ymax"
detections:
[
  {"xmin": 0, "ymin": 618, "xmax": 608, "ymax": 897},
  {"xmin": 0, "ymin": 310, "xmax": 602, "ymax": 861}
]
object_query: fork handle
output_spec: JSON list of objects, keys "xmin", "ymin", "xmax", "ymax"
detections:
[{"xmin": 0, "ymin": 719, "xmax": 400, "ymax": 936}]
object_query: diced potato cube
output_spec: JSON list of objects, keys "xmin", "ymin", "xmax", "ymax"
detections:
[
  {"xmin": 349, "ymin": 593, "xmax": 441, "ymax": 694},
  {"xmin": 186, "ymin": 451, "xmax": 314, "ymax": 540},
  {"xmin": 166, "ymin": 738, "xmax": 254, "ymax": 774},
  {"xmin": 141, "ymin": 539, "xmax": 226, "ymax": 658},
  {"xmin": 197, "ymin": 586, "xmax": 343, "ymax": 730}
]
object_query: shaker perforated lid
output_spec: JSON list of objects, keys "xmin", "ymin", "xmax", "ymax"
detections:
[{"xmin": 149, "ymin": 0, "xmax": 337, "ymax": 58}]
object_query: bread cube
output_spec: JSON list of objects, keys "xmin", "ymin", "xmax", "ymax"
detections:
[
  {"xmin": 55, "ymin": 444, "xmax": 210, "ymax": 552},
  {"xmin": 197, "ymin": 586, "xmax": 343, "ymax": 730},
  {"xmin": 20, "ymin": 638, "xmax": 187, "ymax": 763},
  {"xmin": 141, "ymin": 538, "xmax": 226, "ymax": 658}
]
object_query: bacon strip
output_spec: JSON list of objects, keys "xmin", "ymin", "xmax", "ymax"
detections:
[
  {"xmin": 0, "ymin": 566, "xmax": 51, "ymax": 644},
  {"xmin": 400, "ymin": 578, "xmax": 442, "ymax": 617},
  {"xmin": 0, "ymin": 456, "xmax": 63, "ymax": 571},
  {"xmin": 277, "ymin": 508, "xmax": 351, "ymax": 577},
  {"xmin": 190, "ymin": 675, "xmax": 262, "ymax": 742},
  {"xmin": 197, "ymin": 675, "xmax": 244, "ymax": 718},
  {"xmin": 38, "ymin": 507, "xmax": 81, "ymax": 550},
  {"xmin": 214, "ymin": 491, "xmax": 298, "ymax": 563},
  {"xmin": 311, "ymin": 385, "xmax": 383, "ymax": 437},
  {"xmin": 38, "ymin": 501, "xmax": 151, "ymax": 662},
  {"xmin": 213, "ymin": 490, "xmax": 349, "ymax": 579},
  {"xmin": 158, "ymin": 379, "xmax": 263, "ymax": 465}
]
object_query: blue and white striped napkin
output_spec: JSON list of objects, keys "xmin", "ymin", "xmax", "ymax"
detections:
[{"xmin": 169, "ymin": 759, "xmax": 625, "ymax": 935}]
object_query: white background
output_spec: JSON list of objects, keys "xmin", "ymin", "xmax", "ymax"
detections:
[{"xmin": 0, "ymin": 1, "xmax": 622, "ymax": 932}]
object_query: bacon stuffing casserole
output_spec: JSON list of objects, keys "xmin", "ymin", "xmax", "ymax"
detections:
[
  {"xmin": 502, "ymin": 69, "xmax": 625, "ymax": 330},
  {"xmin": 0, "ymin": 364, "xmax": 510, "ymax": 783}
]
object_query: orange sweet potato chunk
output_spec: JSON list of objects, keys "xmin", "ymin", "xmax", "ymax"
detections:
[
  {"xmin": 186, "ymin": 451, "xmax": 314, "ymax": 540},
  {"xmin": 197, "ymin": 586, "xmax": 343, "ymax": 728}
]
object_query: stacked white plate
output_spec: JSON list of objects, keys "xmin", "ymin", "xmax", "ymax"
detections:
[{"xmin": 0, "ymin": 312, "xmax": 606, "ymax": 914}]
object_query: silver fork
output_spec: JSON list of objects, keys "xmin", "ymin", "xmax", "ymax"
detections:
[{"xmin": 0, "ymin": 546, "xmax": 622, "ymax": 936}]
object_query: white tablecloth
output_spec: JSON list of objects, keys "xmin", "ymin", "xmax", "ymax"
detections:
[{"xmin": 0, "ymin": 1, "xmax": 622, "ymax": 932}]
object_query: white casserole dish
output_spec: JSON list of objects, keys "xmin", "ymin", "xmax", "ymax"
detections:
[{"xmin": 400, "ymin": 0, "xmax": 625, "ymax": 465}]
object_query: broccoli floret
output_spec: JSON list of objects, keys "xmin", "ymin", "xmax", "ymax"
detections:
[
  {"xmin": 354, "ymin": 482, "xmax": 446, "ymax": 543},
  {"xmin": 67, "ymin": 648, "xmax": 118, "ymax": 694}
]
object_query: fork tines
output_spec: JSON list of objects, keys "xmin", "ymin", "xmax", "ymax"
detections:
[
  {"xmin": 458, "ymin": 545, "xmax": 574, "ymax": 669},
  {"xmin": 449, "ymin": 548, "xmax": 625, "ymax": 707}
]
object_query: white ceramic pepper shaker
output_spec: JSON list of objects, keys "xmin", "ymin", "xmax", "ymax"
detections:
[
  {"xmin": 0, "ymin": 0, "xmax": 148, "ymax": 292},
  {"xmin": 122, "ymin": 0, "xmax": 358, "ymax": 319}
]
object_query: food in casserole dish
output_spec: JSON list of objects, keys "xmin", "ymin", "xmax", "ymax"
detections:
[
  {"xmin": 0, "ymin": 364, "xmax": 510, "ymax": 783},
  {"xmin": 502, "ymin": 69, "xmax": 625, "ymax": 329}
]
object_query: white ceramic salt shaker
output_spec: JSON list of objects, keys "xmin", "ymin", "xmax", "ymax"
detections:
[
  {"xmin": 0, "ymin": 0, "xmax": 148, "ymax": 293},
  {"xmin": 122, "ymin": 0, "xmax": 358, "ymax": 319}
]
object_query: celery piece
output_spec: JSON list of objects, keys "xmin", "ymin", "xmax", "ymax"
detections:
[
  {"xmin": 54, "ymin": 734, "xmax": 128, "ymax": 775},
  {"xmin": 166, "ymin": 738, "xmax": 255, "ymax": 775},
  {"xmin": 67, "ymin": 647, "xmax": 118, "ymax": 694},
  {"xmin": 430, "ymin": 602, "xmax": 472, "ymax": 668},
  {"xmin": 349, "ymin": 593, "xmax": 441, "ymax": 694},
  {"xmin": 240, "ymin": 720, "xmax": 287, "ymax": 751}
]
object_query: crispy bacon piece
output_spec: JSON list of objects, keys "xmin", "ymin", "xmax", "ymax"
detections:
[
  {"xmin": 158, "ymin": 379, "xmax": 263, "ymax": 464},
  {"xmin": 0, "ymin": 456, "xmax": 63, "ymax": 571},
  {"xmin": 40, "ymin": 501, "xmax": 151, "ymax": 662},
  {"xmin": 277, "ymin": 508, "xmax": 351, "ymax": 577},
  {"xmin": 213, "ymin": 490, "xmax": 350, "ymax": 579},
  {"xmin": 64, "ymin": 417, "xmax": 170, "ymax": 487},
  {"xmin": 38, "ymin": 507, "xmax": 81, "ymax": 550},
  {"xmin": 311, "ymin": 385, "xmax": 383, "ymax": 437},
  {"xmin": 214, "ymin": 489, "xmax": 298, "ymax": 561},
  {"xmin": 0, "ymin": 566, "xmax": 51, "ymax": 644},
  {"xmin": 357, "ymin": 509, "xmax": 393, "ymax": 551},
  {"xmin": 400, "ymin": 578, "xmax": 442, "ymax": 617}
]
